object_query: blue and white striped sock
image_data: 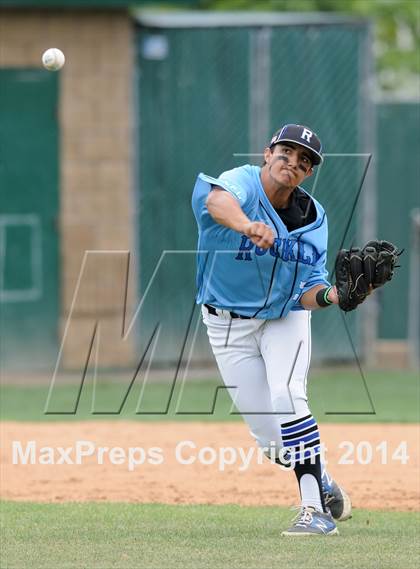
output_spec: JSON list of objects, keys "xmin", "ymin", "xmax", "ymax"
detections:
[
  {"xmin": 281, "ymin": 413, "xmax": 321, "ymax": 463},
  {"xmin": 281, "ymin": 414, "xmax": 325, "ymax": 512}
]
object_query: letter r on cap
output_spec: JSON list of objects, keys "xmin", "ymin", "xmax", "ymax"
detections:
[{"xmin": 301, "ymin": 129, "xmax": 313, "ymax": 142}]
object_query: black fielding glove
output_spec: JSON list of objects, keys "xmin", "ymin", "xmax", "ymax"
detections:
[{"xmin": 334, "ymin": 240, "xmax": 401, "ymax": 312}]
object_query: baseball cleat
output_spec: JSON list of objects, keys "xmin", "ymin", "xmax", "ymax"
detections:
[
  {"xmin": 281, "ymin": 506, "xmax": 338, "ymax": 536},
  {"xmin": 322, "ymin": 471, "xmax": 352, "ymax": 522}
]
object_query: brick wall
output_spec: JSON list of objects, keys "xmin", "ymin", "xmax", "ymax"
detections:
[{"xmin": 0, "ymin": 10, "xmax": 136, "ymax": 367}]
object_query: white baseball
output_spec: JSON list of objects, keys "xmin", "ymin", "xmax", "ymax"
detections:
[{"xmin": 42, "ymin": 48, "xmax": 65, "ymax": 71}]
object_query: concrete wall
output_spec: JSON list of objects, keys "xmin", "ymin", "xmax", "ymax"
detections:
[{"xmin": 0, "ymin": 9, "xmax": 136, "ymax": 367}]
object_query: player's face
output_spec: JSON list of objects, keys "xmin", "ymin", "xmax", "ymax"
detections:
[{"xmin": 265, "ymin": 143, "xmax": 313, "ymax": 188}]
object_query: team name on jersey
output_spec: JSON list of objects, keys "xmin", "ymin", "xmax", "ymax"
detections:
[{"xmin": 235, "ymin": 235, "xmax": 321, "ymax": 265}]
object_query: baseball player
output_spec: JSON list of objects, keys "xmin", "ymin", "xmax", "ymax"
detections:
[{"xmin": 191, "ymin": 124, "xmax": 351, "ymax": 536}]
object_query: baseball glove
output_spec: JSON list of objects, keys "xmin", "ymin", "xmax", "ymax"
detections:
[{"xmin": 335, "ymin": 240, "xmax": 401, "ymax": 312}]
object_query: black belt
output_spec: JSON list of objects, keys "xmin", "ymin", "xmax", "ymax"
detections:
[{"xmin": 204, "ymin": 304, "xmax": 252, "ymax": 320}]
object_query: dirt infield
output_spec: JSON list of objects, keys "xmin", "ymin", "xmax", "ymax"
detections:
[{"xmin": 1, "ymin": 422, "xmax": 418, "ymax": 511}]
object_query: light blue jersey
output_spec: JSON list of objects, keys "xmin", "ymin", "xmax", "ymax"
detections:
[{"xmin": 191, "ymin": 164, "xmax": 330, "ymax": 319}]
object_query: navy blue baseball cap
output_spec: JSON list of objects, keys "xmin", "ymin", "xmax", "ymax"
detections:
[{"xmin": 269, "ymin": 124, "xmax": 323, "ymax": 165}]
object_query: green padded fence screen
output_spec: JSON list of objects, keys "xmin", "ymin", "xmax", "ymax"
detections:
[
  {"xmin": 136, "ymin": 16, "xmax": 371, "ymax": 365},
  {"xmin": 377, "ymin": 102, "xmax": 420, "ymax": 340},
  {"xmin": 0, "ymin": 69, "xmax": 60, "ymax": 371}
]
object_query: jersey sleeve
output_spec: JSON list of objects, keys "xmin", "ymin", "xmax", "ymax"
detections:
[
  {"xmin": 191, "ymin": 167, "xmax": 255, "ymax": 228},
  {"xmin": 300, "ymin": 250, "xmax": 330, "ymax": 294},
  {"xmin": 217, "ymin": 170, "xmax": 252, "ymax": 207}
]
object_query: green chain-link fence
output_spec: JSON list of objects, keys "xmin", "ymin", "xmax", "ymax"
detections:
[{"xmin": 136, "ymin": 12, "xmax": 373, "ymax": 365}]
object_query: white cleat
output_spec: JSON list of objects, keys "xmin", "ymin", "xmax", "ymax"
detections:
[{"xmin": 282, "ymin": 506, "xmax": 339, "ymax": 536}]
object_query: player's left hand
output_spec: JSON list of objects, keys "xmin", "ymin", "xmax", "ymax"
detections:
[{"xmin": 323, "ymin": 284, "xmax": 373, "ymax": 306}]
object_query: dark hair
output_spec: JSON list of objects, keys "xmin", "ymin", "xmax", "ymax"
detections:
[
  {"xmin": 261, "ymin": 144, "xmax": 277, "ymax": 167},
  {"xmin": 261, "ymin": 129, "xmax": 282, "ymax": 166}
]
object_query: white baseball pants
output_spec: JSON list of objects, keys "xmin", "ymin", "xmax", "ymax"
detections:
[{"xmin": 202, "ymin": 305, "xmax": 313, "ymax": 452}]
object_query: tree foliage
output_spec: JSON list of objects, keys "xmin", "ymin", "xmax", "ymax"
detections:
[{"xmin": 197, "ymin": 0, "xmax": 420, "ymax": 94}]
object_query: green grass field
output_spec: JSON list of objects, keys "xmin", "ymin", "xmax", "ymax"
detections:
[
  {"xmin": 1, "ymin": 502, "xmax": 419, "ymax": 569},
  {"xmin": 1, "ymin": 370, "xmax": 418, "ymax": 423},
  {"xmin": 1, "ymin": 371, "xmax": 418, "ymax": 568}
]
